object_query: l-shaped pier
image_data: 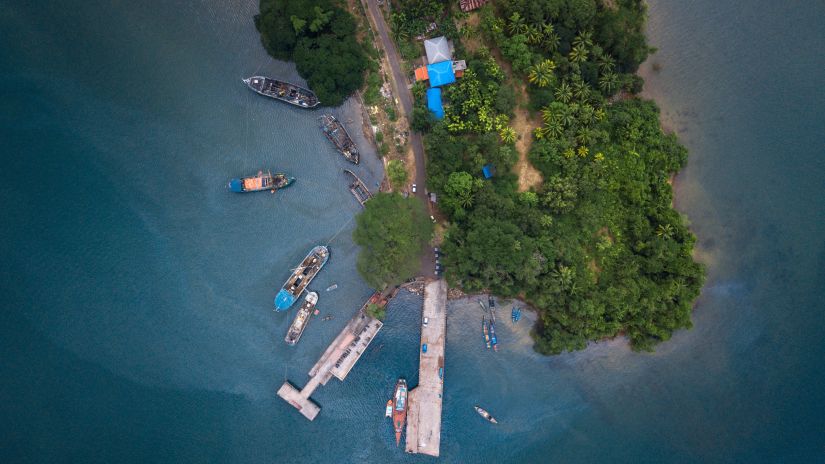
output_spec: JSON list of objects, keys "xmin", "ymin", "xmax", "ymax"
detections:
[{"xmin": 277, "ymin": 307, "xmax": 383, "ymax": 420}]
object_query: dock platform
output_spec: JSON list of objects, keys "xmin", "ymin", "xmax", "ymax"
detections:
[
  {"xmin": 277, "ymin": 306, "xmax": 383, "ymax": 420},
  {"xmin": 405, "ymin": 279, "xmax": 447, "ymax": 457}
]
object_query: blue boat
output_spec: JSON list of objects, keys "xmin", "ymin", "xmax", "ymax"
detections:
[
  {"xmin": 274, "ymin": 246, "xmax": 329, "ymax": 311},
  {"xmin": 512, "ymin": 306, "xmax": 521, "ymax": 323},
  {"xmin": 227, "ymin": 170, "xmax": 294, "ymax": 193},
  {"xmin": 489, "ymin": 308, "xmax": 498, "ymax": 352}
]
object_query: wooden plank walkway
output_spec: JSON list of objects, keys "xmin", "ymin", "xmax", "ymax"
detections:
[{"xmin": 405, "ymin": 279, "xmax": 446, "ymax": 457}]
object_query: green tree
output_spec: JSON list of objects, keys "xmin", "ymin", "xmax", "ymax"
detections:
[
  {"xmin": 528, "ymin": 59, "xmax": 557, "ymax": 87},
  {"xmin": 353, "ymin": 193, "xmax": 433, "ymax": 289}
]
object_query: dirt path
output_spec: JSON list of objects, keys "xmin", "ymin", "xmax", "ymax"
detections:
[{"xmin": 512, "ymin": 102, "xmax": 543, "ymax": 191}]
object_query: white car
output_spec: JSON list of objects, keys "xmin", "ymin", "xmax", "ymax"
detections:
[
  {"xmin": 423, "ymin": 317, "xmax": 429, "ymax": 327},
  {"xmin": 412, "ymin": 183, "xmax": 417, "ymax": 193}
]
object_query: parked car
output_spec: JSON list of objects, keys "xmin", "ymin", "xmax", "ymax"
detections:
[
  {"xmin": 412, "ymin": 183, "xmax": 417, "ymax": 193},
  {"xmin": 423, "ymin": 317, "xmax": 429, "ymax": 327},
  {"xmin": 430, "ymin": 215, "xmax": 436, "ymax": 223},
  {"xmin": 422, "ymin": 343, "xmax": 428, "ymax": 353}
]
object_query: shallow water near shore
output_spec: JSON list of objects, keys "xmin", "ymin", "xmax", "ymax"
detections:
[{"xmin": 2, "ymin": 0, "xmax": 825, "ymax": 462}]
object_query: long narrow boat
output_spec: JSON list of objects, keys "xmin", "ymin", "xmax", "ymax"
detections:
[
  {"xmin": 482, "ymin": 316, "xmax": 491, "ymax": 349},
  {"xmin": 227, "ymin": 171, "xmax": 294, "ymax": 193},
  {"xmin": 284, "ymin": 292, "xmax": 319, "ymax": 345},
  {"xmin": 392, "ymin": 378, "xmax": 408, "ymax": 446},
  {"xmin": 320, "ymin": 114, "xmax": 359, "ymax": 164},
  {"xmin": 243, "ymin": 76, "xmax": 319, "ymax": 108},
  {"xmin": 274, "ymin": 246, "xmax": 329, "ymax": 311},
  {"xmin": 489, "ymin": 308, "xmax": 498, "ymax": 352},
  {"xmin": 474, "ymin": 405, "xmax": 498, "ymax": 424}
]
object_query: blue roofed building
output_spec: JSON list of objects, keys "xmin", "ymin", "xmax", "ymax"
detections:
[
  {"xmin": 426, "ymin": 88, "xmax": 444, "ymax": 120},
  {"xmin": 426, "ymin": 60, "xmax": 456, "ymax": 87}
]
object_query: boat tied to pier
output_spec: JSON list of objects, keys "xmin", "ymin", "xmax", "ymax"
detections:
[
  {"xmin": 227, "ymin": 171, "xmax": 294, "ymax": 193},
  {"xmin": 285, "ymin": 292, "xmax": 318, "ymax": 345},
  {"xmin": 474, "ymin": 405, "xmax": 498, "ymax": 424},
  {"xmin": 320, "ymin": 114, "xmax": 359, "ymax": 164},
  {"xmin": 274, "ymin": 246, "xmax": 329, "ymax": 311},
  {"xmin": 243, "ymin": 76, "xmax": 319, "ymax": 108},
  {"xmin": 385, "ymin": 399, "xmax": 393, "ymax": 418},
  {"xmin": 392, "ymin": 378, "xmax": 408, "ymax": 446}
]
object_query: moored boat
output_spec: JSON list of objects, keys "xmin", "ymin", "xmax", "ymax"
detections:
[
  {"xmin": 243, "ymin": 76, "xmax": 319, "ymax": 108},
  {"xmin": 274, "ymin": 246, "xmax": 329, "ymax": 311},
  {"xmin": 320, "ymin": 114, "xmax": 359, "ymax": 164},
  {"xmin": 392, "ymin": 378, "xmax": 408, "ymax": 446},
  {"xmin": 385, "ymin": 399, "xmax": 393, "ymax": 418},
  {"xmin": 512, "ymin": 306, "xmax": 521, "ymax": 323},
  {"xmin": 478, "ymin": 299, "xmax": 486, "ymax": 311},
  {"xmin": 489, "ymin": 309, "xmax": 498, "ymax": 352},
  {"xmin": 326, "ymin": 283, "xmax": 338, "ymax": 292},
  {"xmin": 228, "ymin": 171, "xmax": 294, "ymax": 193},
  {"xmin": 482, "ymin": 316, "xmax": 491, "ymax": 349},
  {"xmin": 474, "ymin": 405, "xmax": 498, "ymax": 424},
  {"xmin": 285, "ymin": 292, "xmax": 318, "ymax": 345}
]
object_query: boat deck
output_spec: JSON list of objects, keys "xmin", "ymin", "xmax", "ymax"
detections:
[
  {"xmin": 344, "ymin": 169, "xmax": 373, "ymax": 207},
  {"xmin": 277, "ymin": 306, "xmax": 383, "ymax": 420},
  {"xmin": 405, "ymin": 279, "xmax": 446, "ymax": 457}
]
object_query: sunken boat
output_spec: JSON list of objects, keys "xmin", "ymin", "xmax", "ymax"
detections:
[
  {"xmin": 274, "ymin": 246, "xmax": 329, "ymax": 311},
  {"xmin": 344, "ymin": 169, "xmax": 372, "ymax": 207},
  {"xmin": 227, "ymin": 171, "xmax": 294, "ymax": 193},
  {"xmin": 243, "ymin": 76, "xmax": 319, "ymax": 108},
  {"xmin": 285, "ymin": 292, "xmax": 318, "ymax": 345},
  {"xmin": 320, "ymin": 114, "xmax": 359, "ymax": 164}
]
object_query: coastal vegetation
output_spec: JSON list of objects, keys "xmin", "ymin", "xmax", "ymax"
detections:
[
  {"xmin": 409, "ymin": 0, "xmax": 704, "ymax": 353},
  {"xmin": 353, "ymin": 193, "xmax": 433, "ymax": 290},
  {"xmin": 255, "ymin": 0, "xmax": 368, "ymax": 106}
]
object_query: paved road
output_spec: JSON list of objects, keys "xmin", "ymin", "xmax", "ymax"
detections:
[{"xmin": 363, "ymin": 0, "xmax": 436, "ymax": 277}]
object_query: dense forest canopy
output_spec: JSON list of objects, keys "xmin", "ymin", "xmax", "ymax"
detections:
[
  {"xmin": 418, "ymin": 0, "xmax": 704, "ymax": 353},
  {"xmin": 353, "ymin": 193, "xmax": 433, "ymax": 290},
  {"xmin": 255, "ymin": 0, "xmax": 368, "ymax": 106}
]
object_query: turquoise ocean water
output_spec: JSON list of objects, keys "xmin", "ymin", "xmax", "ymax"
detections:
[{"xmin": 1, "ymin": 0, "xmax": 824, "ymax": 462}]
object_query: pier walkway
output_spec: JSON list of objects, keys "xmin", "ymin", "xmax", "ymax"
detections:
[
  {"xmin": 405, "ymin": 279, "xmax": 447, "ymax": 457},
  {"xmin": 277, "ymin": 309, "xmax": 383, "ymax": 421}
]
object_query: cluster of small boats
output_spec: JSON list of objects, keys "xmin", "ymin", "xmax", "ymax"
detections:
[{"xmin": 479, "ymin": 296, "xmax": 499, "ymax": 351}]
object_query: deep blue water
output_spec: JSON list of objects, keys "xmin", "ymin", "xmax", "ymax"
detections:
[{"xmin": 2, "ymin": 0, "xmax": 824, "ymax": 462}]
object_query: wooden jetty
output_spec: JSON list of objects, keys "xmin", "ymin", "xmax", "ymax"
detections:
[
  {"xmin": 277, "ymin": 300, "xmax": 384, "ymax": 421},
  {"xmin": 344, "ymin": 169, "xmax": 372, "ymax": 207},
  {"xmin": 405, "ymin": 279, "xmax": 447, "ymax": 457}
]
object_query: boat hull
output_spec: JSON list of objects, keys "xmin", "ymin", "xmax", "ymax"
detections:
[
  {"xmin": 243, "ymin": 76, "xmax": 319, "ymax": 108},
  {"xmin": 320, "ymin": 114, "xmax": 360, "ymax": 164},
  {"xmin": 392, "ymin": 378, "xmax": 408, "ymax": 446},
  {"xmin": 274, "ymin": 246, "xmax": 330, "ymax": 311},
  {"xmin": 228, "ymin": 172, "xmax": 295, "ymax": 193},
  {"xmin": 285, "ymin": 292, "xmax": 319, "ymax": 345}
]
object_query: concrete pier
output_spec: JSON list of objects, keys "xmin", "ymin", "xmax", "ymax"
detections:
[
  {"xmin": 277, "ymin": 308, "xmax": 383, "ymax": 420},
  {"xmin": 405, "ymin": 279, "xmax": 447, "ymax": 457}
]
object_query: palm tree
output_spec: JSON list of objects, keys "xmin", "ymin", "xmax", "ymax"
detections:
[
  {"xmin": 526, "ymin": 25, "xmax": 542, "ymax": 44},
  {"xmin": 577, "ymin": 145, "xmax": 589, "ymax": 158},
  {"xmin": 573, "ymin": 31, "xmax": 593, "ymax": 49},
  {"xmin": 599, "ymin": 72, "xmax": 619, "ymax": 94},
  {"xmin": 541, "ymin": 23, "xmax": 560, "ymax": 52},
  {"xmin": 554, "ymin": 81, "xmax": 572, "ymax": 104},
  {"xmin": 656, "ymin": 224, "xmax": 674, "ymax": 239},
  {"xmin": 578, "ymin": 103, "xmax": 596, "ymax": 126},
  {"xmin": 528, "ymin": 60, "xmax": 556, "ymax": 88},
  {"xmin": 598, "ymin": 54, "xmax": 616, "ymax": 73},
  {"xmin": 572, "ymin": 79, "xmax": 591, "ymax": 101},
  {"xmin": 507, "ymin": 12, "xmax": 527, "ymax": 35},
  {"xmin": 559, "ymin": 106, "xmax": 576, "ymax": 128},
  {"xmin": 594, "ymin": 107, "xmax": 607, "ymax": 122},
  {"xmin": 459, "ymin": 192, "xmax": 474, "ymax": 208},
  {"xmin": 541, "ymin": 106, "xmax": 555, "ymax": 124},
  {"xmin": 499, "ymin": 126, "xmax": 517, "ymax": 144},
  {"xmin": 544, "ymin": 118, "xmax": 564, "ymax": 139},
  {"xmin": 568, "ymin": 44, "xmax": 589, "ymax": 64},
  {"xmin": 576, "ymin": 127, "xmax": 593, "ymax": 146}
]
